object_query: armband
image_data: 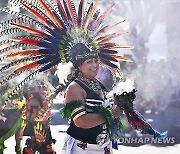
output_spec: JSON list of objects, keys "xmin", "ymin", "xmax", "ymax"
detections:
[
  {"xmin": 71, "ymin": 106, "xmax": 86, "ymax": 121},
  {"xmin": 60, "ymin": 100, "xmax": 86, "ymax": 120}
]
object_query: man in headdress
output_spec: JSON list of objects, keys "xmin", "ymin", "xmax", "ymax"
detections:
[{"xmin": 15, "ymin": 79, "xmax": 55, "ymax": 154}]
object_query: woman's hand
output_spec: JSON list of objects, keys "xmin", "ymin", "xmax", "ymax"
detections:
[{"xmin": 112, "ymin": 106, "xmax": 123, "ymax": 119}]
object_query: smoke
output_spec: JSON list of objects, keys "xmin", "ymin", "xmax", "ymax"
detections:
[
  {"xmin": 96, "ymin": 0, "xmax": 180, "ymax": 110},
  {"xmin": 71, "ymin": 0, "xmax": 180, "ymax": 111}
]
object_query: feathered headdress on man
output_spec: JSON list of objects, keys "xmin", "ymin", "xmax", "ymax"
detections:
[{"xmin": 0, "ymin": 0, "xmax": 132, "ymax": 106}]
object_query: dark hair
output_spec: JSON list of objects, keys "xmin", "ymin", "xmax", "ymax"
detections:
[{"xmin": 66, "ymin": 68, "xmax": 80, "ymax": 85}]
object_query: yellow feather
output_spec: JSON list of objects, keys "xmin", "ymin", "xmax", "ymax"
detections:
[
  {"xmin": 104, "ymin": 45, "xmax": 134, "ymax": 50},
  {"xmin": 84, "ymin": 0, "xmax": 101, "ymax": 30}
]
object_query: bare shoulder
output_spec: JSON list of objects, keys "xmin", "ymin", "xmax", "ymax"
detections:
[
  {"xmin": 64, "ymin": 81, "xmax": 86, "ymax": 104},
  {"xmin": 66, "ymin": 81, "xmax": 82, "ymax": 92}
]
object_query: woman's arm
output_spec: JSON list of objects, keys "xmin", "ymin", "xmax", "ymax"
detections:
[{"xmin": 64, "ymin": 82, "xmax": 106, "ymax": 128}]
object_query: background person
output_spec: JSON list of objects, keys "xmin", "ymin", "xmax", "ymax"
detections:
[{"xmin": 15, "ymin": 80, "xmax": 55, "ymax": 154}]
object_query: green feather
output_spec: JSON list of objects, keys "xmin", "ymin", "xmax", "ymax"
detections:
[
  {"xmin": 93, "ymin": 106, "xmax": 113, "ymax": 135},
  {"xmin": 0, "ymin": 117, "xmax": 22, "ymax": 146},
  {"xmin": 60, "ymin": 100, "xmax": 84, "ymax": 119}
]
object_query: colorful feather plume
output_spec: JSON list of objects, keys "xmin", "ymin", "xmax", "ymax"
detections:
[{"xmin": 0, "ymin": 0, "xmax": 132, "ymax": 104}]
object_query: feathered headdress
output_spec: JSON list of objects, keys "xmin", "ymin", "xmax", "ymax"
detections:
[{"xmin": 0, "ymin": 0, "xmax": 132, "ymax": 106}]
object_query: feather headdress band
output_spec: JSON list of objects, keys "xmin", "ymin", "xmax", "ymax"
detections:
[{"xmin": 0, "ymin": 0, "xmax": 132, "ymax": 105}]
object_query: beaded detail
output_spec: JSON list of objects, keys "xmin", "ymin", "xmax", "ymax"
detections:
[
  {"xmin": 104, "ymin": 146, "xmax": 111, "ymax": 154},
  {"xmin": 77, "ymin": 72, "xmax": 102, "ymax": 96}
]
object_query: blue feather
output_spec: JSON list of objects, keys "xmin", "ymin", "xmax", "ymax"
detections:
[
  {"xmin": 77, "ymin": 0, "xmax": 83, "ymax": 27},
  {"xmin": 38, "ymin": 42, "xmax": 59, "ymax": 48},
  {"xmin": 56, "ymin": 0, "xmax": 69, "ymax": 26},
  {"xmin": 63, "ymin": 0, "xmax": 73, "ymax": 26},
  {"xmin": 52, "ymin": 10, "xmax": 67, "ymax": 29},
  {"xmin": 39, "ymin": 58, "xmax": 60, "ymax": 72},
  {"xmin": 38, "ymin": 55, "xmax": 58, "ymax": 64},
  {"xmin": 46, "ymin": 18, "xmax": 63, "ymax": 34},
  {"xmin": 44, "ymin": 35, "xmax": 60, "ymax": 44},
  {"xmin": 99, "ymin": 43, "xmax": 117, "ymax": 48},
  {"xmin": 100, "ymin": 58, "xmax": 118, "ymax": 68},
  {"xmin": 83, "ymin": 2, "xmax": 93, "ymax": 27},
  {"xmin": 99, "ymin": 53, "xmax": 118, "ymax": 62},
  {"xmin": 154, "ymin": 131, "xmax": 168, "ymax": 139},
  {"xmin": 94, "ymin": 25, "xmax": 108, "ymax": 37},
  {"xmin": 44, "ymin": 25, "xmax": 63, "ymax": 40},
  {"xmin": 88, "ymin": 9, "xmax": 100, "ymax": 30},
  {"xmin": 38, "ymin": 48, "xmax": 59, "ymax": 54},
  {"xmin": 100, "ymin": 49, "xmax": 117, "ymax": 54}
]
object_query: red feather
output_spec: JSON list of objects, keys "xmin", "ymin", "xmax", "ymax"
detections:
[
  {"xmin": 55, "ymin": 0, "xmax": 69, "ymax": 25},
  {"xmin": 11, "ymin": 23, "xmax": 47, "ymax": 36},
  {"xmin": 109, "ymin": 54, "xmax": 133, "ymax": 62},
  {"xmin": 8, "ymin": 50, "xmax": 41, "ymax": 57},
  {"xmin": 11, "ymin": 37, "xmax": 41, "ymax": 46},
  {"xmin": 20, "ymin": 2, "xmax": 53, "ymax": 29},
  {"xmin": 38, "ymin": 0, "xmax": 63, "ymax": 29},
  {"xmin": 16, "ymin": 61, "xmax": 40, "ymax": 72},
  {"xmin": 66, "ymin": 0, "xmax": 77, "ymax": 26},
  {"xmin": 107, "ymin": 20, "xmax": 126, "ymax": 31},
  {"xmin": 98, "ymin": 32, "xmax": 128, "ymax": 44}
]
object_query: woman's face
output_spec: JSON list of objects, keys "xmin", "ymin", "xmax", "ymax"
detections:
[{"xmin": 79, "ymin": 58, "xmax": 99, "ymax": 79}]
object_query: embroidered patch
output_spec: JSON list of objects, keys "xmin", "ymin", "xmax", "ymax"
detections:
[
  {"xmin": 77, "ymin": 142, "xmax": 87, "ymax": 150},
  {"xmin": 104, "ymin": 146, "xmax": 111, "ymax": 154}
]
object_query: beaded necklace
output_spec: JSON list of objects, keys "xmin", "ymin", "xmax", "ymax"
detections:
[{"xmin": 77, "ymin": 72, "xmax": 102, "ymax": 96}]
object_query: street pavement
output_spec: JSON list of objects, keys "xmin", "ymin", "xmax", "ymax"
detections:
[
  {"xmin": 3, "ymin": 95, "xmax": 179, "ymax": 154},
  {"xmin": 3, "ymin": 125, "xmax": 179, "ymax": 154}
]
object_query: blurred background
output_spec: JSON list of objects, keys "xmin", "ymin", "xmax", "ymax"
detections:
[
  {"xmin": 0, "ymin": 0, "xmax": 180, "ymax": 153},
  {"xmin": 94, "ymin": 0, "xmax": 180, "ymax": 147}
]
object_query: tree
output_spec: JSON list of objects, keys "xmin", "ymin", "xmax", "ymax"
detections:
[{"xmin": 100, "ymin": 0, "xmax": 165, "ymax": 64}]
